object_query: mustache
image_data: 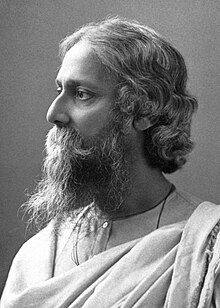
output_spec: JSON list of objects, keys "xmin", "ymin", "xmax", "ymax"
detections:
[
  {"xmin": 46, "ymin": 123, "xmax": 125, "ymax": 163},
  {"xmin": 46, "ymin": 126, "xmax": 93, "ymax": 158}
]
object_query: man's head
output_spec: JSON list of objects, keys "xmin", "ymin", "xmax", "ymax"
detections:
[
  {"xmin": 58, "ymin": 17, "xmax": 198, "ymax": 173},
  {"xmin": 24, "ymin": 17, "xmax": 197, "ymax": 230}
]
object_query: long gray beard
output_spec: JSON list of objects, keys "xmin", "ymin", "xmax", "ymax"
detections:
[{"xmin": 24, "ymin": 123, "xmax": 130, "ymax": 231}]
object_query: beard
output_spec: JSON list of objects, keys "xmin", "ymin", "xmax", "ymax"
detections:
[{"xmin": 24, "ymin": 118, "xmax": 131, "ymax": 231}]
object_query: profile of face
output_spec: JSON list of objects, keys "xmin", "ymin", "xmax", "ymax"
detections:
[
  {"xmin": 47, "ymin": 40, "xmax": 117, "ymax": 136},
  {"xmin": 27, "ymin": 41, "xmax": 133, "ymax": 228}
]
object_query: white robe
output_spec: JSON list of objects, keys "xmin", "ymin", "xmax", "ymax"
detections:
[{"xmin": 1, "ymin": 202, "xmax": 220, "ymax": 307}]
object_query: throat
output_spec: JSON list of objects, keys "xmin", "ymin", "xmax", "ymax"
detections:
[
  {"xmin": 112, "ymin": 160, "xmax": 173, "ymax": 218},
  {"xmin": 110, "ymin": 183, "xmax": 175, "ymax": 220}
]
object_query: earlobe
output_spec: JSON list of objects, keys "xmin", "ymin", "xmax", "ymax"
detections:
[{"xmin": 133, "ymin": 117, "xmax": 152, "ymax": 131}]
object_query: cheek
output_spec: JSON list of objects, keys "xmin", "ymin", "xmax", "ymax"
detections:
[{"xmin": 71, "ymin": 104, "xmax": 112, "ymax": 137}]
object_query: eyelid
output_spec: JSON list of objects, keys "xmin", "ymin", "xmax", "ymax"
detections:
[
  {"xmin": 56, "ymin": 86, "xmax": 62, "ymax": 94},
  {"xmin": 55, "ymin": 84, "xmax": 95, "ymax": 101},
  {"xmin": 76, "ymin": 88, "xmax": 94, "ymax": 101},
  {"xmin": 55, "ymin": 79, "xmax": 62, "ymax": 87}
]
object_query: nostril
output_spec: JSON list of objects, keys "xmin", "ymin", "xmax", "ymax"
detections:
[{"xmin": 54, "ymin": 120, "xmax": 67, "ymax": 127}]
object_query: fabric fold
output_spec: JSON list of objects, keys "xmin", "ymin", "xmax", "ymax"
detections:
[{"xmin": 1, "ymin": 202, "xmax": 220, "ymax": 307}]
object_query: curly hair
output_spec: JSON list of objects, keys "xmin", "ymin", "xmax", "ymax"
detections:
[{"xmin": 59, "ymin": 17, "xmax": 198, "ymax": 173}]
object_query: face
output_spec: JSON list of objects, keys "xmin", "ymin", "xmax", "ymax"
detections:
[
  {"xmin": 25, "ymin": 41, "xmax": 133, "ymax": 230},
  {"xmin": 47, "ymin": 40, "xmax": 117, "ymax": 137}
]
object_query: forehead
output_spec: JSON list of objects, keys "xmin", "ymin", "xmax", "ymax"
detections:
[{"xmin": 57, "ymin": 41, "xmax": 113, "ymax": 89}]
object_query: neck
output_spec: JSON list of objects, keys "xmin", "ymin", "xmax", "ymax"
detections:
[{"xmin": 114, "ymin": 156, "xmax": 172, "ymax": 217}]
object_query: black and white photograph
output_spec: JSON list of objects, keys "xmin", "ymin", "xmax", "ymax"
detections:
[{"xmin": 1, "ymin": 1, "xmax": 220, "ymax": 307}]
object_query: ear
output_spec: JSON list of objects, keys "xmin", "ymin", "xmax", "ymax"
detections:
[{"xmin": 133, "ymin": 117, "xmax": 152, "ymax": 131}]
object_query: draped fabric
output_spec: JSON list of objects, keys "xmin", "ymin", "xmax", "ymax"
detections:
[{"xmin": 1, "ymin": 202, "xmax": 220, "ymax": 307}]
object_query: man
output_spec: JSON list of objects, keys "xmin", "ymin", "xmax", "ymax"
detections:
[{"xmin": 1, "ymin": 17, "xmax": 220, "ymax": 307}]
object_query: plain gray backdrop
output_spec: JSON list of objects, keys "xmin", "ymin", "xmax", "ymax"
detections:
[{"xmin": 1, "ymin": 0, "xmax": 220, "ymax": 294}]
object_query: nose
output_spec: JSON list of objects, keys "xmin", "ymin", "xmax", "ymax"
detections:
[{"xmin": 46, "ymin": 96, "xmax": 70, "ymax": 126}]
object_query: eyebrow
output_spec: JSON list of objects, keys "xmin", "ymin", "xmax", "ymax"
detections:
[{"xmin": 55, "ymin": 78, "xmax": 101, "ymax": 92}]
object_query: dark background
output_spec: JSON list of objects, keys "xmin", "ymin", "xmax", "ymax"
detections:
[{"xmin": 1, "ymin": 0, "xmax": 220, "ymax": 294}]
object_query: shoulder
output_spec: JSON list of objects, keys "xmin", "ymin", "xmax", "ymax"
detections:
[
  {"xmin": 160, "ymin": 187, "xmax": 203, "ymax": 226},
  {"xmin": 5, "ymin": 222, "xmax": 56, "ymax": 290},
  {"xmin": 172, "ymin": 188, "xmax": 202, "ymax": 214},
  {"xmin": 15, "ymin": 222, "xmax": 55, "ymax": 261}
]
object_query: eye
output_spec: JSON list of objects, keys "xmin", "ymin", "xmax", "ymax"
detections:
[
  {"xmin": 56, "ymin": 86, "xmax": 62, "ymax": 95},
  {"xmin": 76, "ymin": 89, "xmax": 93, "ymax": 101}
]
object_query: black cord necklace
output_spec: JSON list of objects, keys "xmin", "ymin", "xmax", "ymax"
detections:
[
  {"xmin": 108, "ymin": 184, "xmax": 175, "ymax": 223},
  {"xmin": 156, "ymin": 184, "xmax": 175, "ymax": 229},
  {"xmin": 72, "ymin": 184, "xmax": 175, "ymax": 265}
]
